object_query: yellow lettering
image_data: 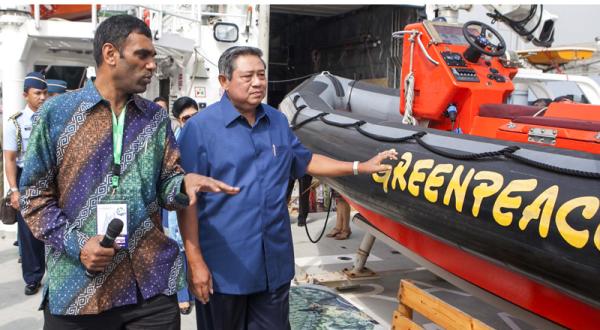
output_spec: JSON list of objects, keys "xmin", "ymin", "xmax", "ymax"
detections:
[
  {"xmin": 518, "ymin": 185, "xmax": 559, "ymax": 238},
  {"xmin": 424, "ymin": 164, "xmax": 454, "ymax": 203},
  {"xmin": 492, "ymin": 179, "xmax": 537, "ymax": 227},
  {"xmin": 471, "ymin": 171, "xmax": 504, "ymax": 217},
  {"xmin": 443, "ymin": 166, "xmax": 475, "ymax": 212},
  {"xmin": 391, "ymin": 152, "xmax": 413, "ymax": 191},
  {"xmin": 595, "ymin": 223, "xmax": 600, "ymax": 252},
  {"xmin": 555, "ymin": 197, "xmax": 599, "ymax": 249},
  {"xmin": 372, "ymin": 171, "xmax": 391, "ymax": 193},
  {"xmin": 407, "ymin": 159, "xmax": 435, "ymax": 197}
]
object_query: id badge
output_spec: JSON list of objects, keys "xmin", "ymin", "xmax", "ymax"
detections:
[{"xmin": 97, "ymin": 196, "xmax": 129, "ymax": 248}]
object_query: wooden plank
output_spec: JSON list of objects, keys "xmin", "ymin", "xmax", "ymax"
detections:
[
  {"xmin": 391, "ymin": 311, "xmax": 424, "ymax": 330},
  {"xmin": 472, "ymin": 318, "xmax": 494, "ymax": 330},
  {"xmin": 399, "ymin": 280, "xmax": 492, "ymax": 330},
  {"xmin": 396, "ymin": 279, "xmax": 413, "ymax": 319}
]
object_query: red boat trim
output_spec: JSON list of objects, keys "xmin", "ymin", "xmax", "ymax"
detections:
[{"xmin": 348, "ymin": 200, "xmax": 600, "ymax": 329}]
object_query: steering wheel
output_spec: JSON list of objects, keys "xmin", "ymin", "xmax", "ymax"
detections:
[{"xmin": 462, "ymin": 21, "xmax": 506, "ymax": 61}]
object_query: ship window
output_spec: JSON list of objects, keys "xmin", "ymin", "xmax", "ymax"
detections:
[{"xmin": 214, "ymin": 22, "xmax": 239, "ymax": 43}]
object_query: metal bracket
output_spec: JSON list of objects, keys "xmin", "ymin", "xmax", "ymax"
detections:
[
  {"xmin": 343, "ymin": 266, "xmax": 377, "ymax": 279},
  {"xmin": 528, "ymin": 127, "xmax": 557, "ymax": 145}
]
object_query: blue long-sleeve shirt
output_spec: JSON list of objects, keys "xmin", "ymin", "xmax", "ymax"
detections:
[{"xmin": 178, "ymin": 93, "xmax": 312, "ymax": 294}]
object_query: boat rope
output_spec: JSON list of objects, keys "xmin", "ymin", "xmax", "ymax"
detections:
[
  {"xmin": 504, "ymin": 152, "xmax": 600, "ymax": 179},
  {"xmin": 290, "ymin": 101, "xmax": 600, "ymax": 179},
  {"xmin": 402, "ymin": 33, "xmax": 418, "ymax": 126},
  {"xmin": 269, "ymin": 73, "xmax": 318, "ymax": 84},
  {"xmin": 415, "ymin": 135, "xmax": 521, "ymax": 160},
  {"xmin": 357, "ymin": 126, "xmax": 424, "ymax": 143}
]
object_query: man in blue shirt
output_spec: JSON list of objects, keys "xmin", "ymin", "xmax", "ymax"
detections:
[{"xmin": 177, "ymin": 46, "xmax": 397, "ymax": 330}]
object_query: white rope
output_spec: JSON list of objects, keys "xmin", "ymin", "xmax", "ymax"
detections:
[
  {"xmin": 402, "ymin": 73, "xmax": 417, "ymax": 125},
  {"xmin": 532, "ymin": 106, "xmax": 548, "ymax": 117},
  {"xmin": 402, "ymin": 33, "xmax": 418, "ymax": 126}
]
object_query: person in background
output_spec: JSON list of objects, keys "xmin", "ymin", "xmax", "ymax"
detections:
[
  {"xmin": 327, "ymin": 191, "xmax": 352, "ymax": 240},
  {"xmin": 19, "ymin": 14, "xmax": 238, "ymax": 329},
  {"xmin": 177, "ymin": 45, "xmax": 398, "ymax": 330},
  {"xmin": 47, "ymin": 79, "xmax": 67, "ymax": 97},
  {"xmin": 163, "ymin": 96, "xmax": 199, "ymax": 315},
  {"xmin": 154, "ymin": 96, "xmax": 169, "ymax": 110},
  {"xmin": 553, "ymin": 95, "xmax": 575, "ymax": 104},
  {"xmin": 155, "ymin": 96, "xmax": 181, "ymax": 133},
  {"xmin": 3, "ymin": 71, "xmax": 47, "ymax": 295},
  {"xmin": 171, "ymin": 96, "xmax": 199, "ymax": 138},
  {"xmin": 285, "ymin": 174, "xmax": 312, "ymax": 226},
  {"xmin": 531, "ymin": 98, "xmax": 551, "ymax": 107}
]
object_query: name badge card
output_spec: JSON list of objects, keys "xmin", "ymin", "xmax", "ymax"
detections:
[{"xmin": 97, "ymin": 199, "xmax": 128, "ymax": 248}]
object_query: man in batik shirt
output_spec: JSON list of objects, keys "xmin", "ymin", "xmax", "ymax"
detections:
[{"xmin": 19, "ymin": 15, "xmax": 238, "ymax": 329}]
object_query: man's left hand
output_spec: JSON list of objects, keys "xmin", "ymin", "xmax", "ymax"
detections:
[
  {"xmin": 187, "ymin": 259, "xmax": 213, "ymax": 304},
  {"xmin": 358, "ymin": 148, "xmax": 398, "ymax": 174},
  {"xmin": 183, "ymin": 173, "xmax": 240, "ymax": 206}
]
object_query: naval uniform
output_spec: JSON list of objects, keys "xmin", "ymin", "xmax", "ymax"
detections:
[{"xmin": 3, "ymin": 105, "xmax": 46, "ymax": 287}]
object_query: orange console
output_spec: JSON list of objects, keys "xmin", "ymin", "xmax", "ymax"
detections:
[{"xmin": 399, "ymin": 20, "xmax": 518, "ymax": 133}]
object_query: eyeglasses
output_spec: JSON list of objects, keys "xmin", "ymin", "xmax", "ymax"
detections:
[{"xmin": 180, "ymin": 112, "xmax": 197, "ymax": 123}]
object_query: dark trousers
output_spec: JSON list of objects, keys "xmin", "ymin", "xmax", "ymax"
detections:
[
  {"xmin": 286, "ymin": 175, "xmax": 312, "ymax": 221},
  {"xmin": 17, "ymin": 167, "xmax": 45, "ymax": 285},
  {"xmin": 43, "ymin": 294, "xmax": 180, "ymax": 330},
  {"xmin": 196, "ymin": 283, "xmax": 291, "ymax": 330}
]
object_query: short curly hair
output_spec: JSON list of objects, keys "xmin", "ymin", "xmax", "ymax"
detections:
[{"xmin": 93, "ymin": 15, "xmax": 152, "ymax": 67}]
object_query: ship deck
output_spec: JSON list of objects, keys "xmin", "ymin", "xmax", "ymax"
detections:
[{"xmin": 0, "ymin": 211, "xmax": 548, "ymax": 330}]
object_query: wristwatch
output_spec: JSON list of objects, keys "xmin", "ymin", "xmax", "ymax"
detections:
[{"xmin": 9, "ymin": 187, "xmax": 19, "ymax": 193}]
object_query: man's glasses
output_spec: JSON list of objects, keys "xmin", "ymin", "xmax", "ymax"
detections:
[{"xmin": 180, "ymin": 112, "xmax": 197, "ymax": 123}]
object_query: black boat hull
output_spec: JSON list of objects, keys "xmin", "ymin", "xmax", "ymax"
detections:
[{"xmin": 280, "ymin": 74, "xmax": 600, "ymax": 328}]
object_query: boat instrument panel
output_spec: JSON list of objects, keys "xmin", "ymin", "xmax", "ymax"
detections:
[
  {"xmin": 423, "ymin": 21, "xmax": 471, "ymax": 45},
  {"xmin": 399, "ymin": 20, "xmax": 518, "ymax": 132}
]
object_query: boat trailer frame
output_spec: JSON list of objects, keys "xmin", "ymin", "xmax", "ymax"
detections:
[{"xmin": 348, "ymin": 213, "xmax": 563, "ymax": 330}]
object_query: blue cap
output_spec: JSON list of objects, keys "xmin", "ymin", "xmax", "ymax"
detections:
[
  {"xmin": 47, "ymin": 79, "xmax": 67, "ymax": 94},
  {"xmin": 24, "ymin": 72, "xmax": 47, "ymax": 92}
]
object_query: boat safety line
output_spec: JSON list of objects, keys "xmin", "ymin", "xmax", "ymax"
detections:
[
  {"xmin": 505, "ymin": 151, "xmax": 600, "ymax": 179},
  {"xmin": 415, "ymin": 137, "xmax": 521, "ymax": 161},
  {"xmin": 290, "ymin": 99, "xmax": 600, "ymax": 179}
]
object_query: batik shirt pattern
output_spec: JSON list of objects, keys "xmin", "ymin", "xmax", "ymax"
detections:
[{"xmin": 19, "ymin": 81, "xmax": 186, "ymax": 315}]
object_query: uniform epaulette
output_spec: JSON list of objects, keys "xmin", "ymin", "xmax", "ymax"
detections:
[
  {"xmin": 8, "ymin": 111, "xmax": 23, "ymax": 120},
  {"xmin": 9, "ymin": 111, "xmax": 24, "ymax": 153}
]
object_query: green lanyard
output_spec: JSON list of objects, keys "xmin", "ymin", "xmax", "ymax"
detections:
[{"xmin": 111, "ymin": 106, "xmax": 127, "ymax": 188}]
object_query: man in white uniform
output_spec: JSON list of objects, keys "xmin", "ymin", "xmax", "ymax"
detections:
[{"xmin": 3, "ymin": 71, "xmax": 48, "ymax": 295}]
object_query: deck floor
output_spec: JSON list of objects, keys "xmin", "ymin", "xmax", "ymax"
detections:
[{"xmin": 0, "ymin": 213, "xmax": 540, "ymax": 330}]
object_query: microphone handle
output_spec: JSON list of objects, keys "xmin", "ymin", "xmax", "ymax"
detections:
[
  {"xmin": 85, "ymin": 235, "xmax": 117, "ymax": 278},
  {"xmin": 99, "ymin": 234, "xmax": 116, "ymax": 248}
]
